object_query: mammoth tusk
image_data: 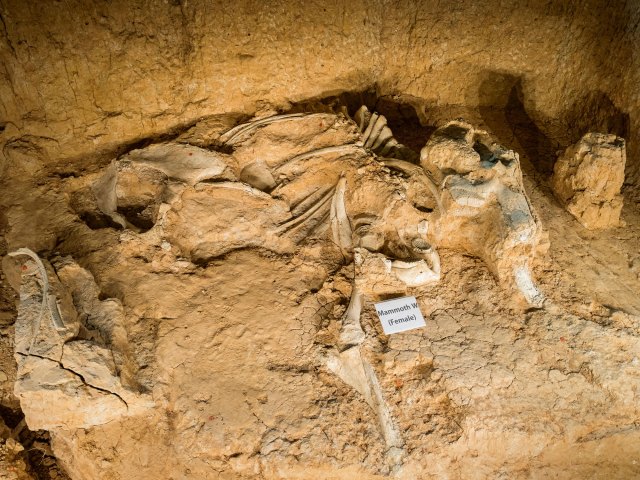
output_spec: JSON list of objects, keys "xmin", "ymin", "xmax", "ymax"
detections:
[
  {"xmin": 8, "ymin": 248, "xmax": 66, "ymax": 348},
  {"xmin": 330, "ymin": 176, "xmax": 353, "ymax": 256}
]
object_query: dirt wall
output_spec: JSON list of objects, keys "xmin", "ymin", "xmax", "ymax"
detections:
[{"xmin": 0, "ymin": 0, "xmax": 638, "ymax": 187}]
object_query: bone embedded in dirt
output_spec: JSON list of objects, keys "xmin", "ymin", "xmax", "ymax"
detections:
[
  {"xmin": 420, "ymin": 120, "xmax": 544, "ymax": 306},
  {"xmin": 10, "ymin": 255, "xmax": 152, "ymax": 431}
]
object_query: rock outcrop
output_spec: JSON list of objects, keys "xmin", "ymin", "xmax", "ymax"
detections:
[{"xmin": 551, "ymin": 133, "xmax": 626, "ymax": 229}]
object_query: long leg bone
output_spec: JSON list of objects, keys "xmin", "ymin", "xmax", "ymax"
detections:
[
  {"xmin": 326, "ymin": 347, "xmax": 405, "ymax": 463},
  {"xmin": 337, "ymin": 286, "xmax": 365, "ymax": 350},
  {"xmin": 327, "ymin": 176, "xmax": 405, "ymax": 466}
]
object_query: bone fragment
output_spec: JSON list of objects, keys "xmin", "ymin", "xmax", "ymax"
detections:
[
  {"xmin": 326, "ymin": 348, "xmax": 404, "ymax": 453},
  {"xmin": 276, "ymin": 186, "xmax": 335, "ymax": 233},
  {"xmin": 240, "ymin": 161, "xmax": 277, "ymax": 191},
  {"xmin": 337, "ymin": 286, "xmax": 365, "ymax": 350}
]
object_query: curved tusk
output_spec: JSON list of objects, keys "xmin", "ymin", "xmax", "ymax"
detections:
[
  {"xmin": 8, "ymin": 248, "xmax": 66, "ymax": 348},
  {"xmin": 330, "ymin": 176, "xmax": 353, "ymax": 256}
]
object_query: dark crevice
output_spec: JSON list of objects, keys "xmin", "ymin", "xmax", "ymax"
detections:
[
  {"xmin": 440, "ymin": 124, "xmax": 469, "ymax": 141},
  {"xmin": 79, "ymin": 211, "xmax": 124, "ymax": 231},
  {"xmin": 373, "ymin": 96, "xmax": 436, "ymax": 153},
  {"xmin": 477, "ymin": 74, "xmax": 557, "ymax": 175},
  {"xmin": 414, "ymin": 205, "xmax": 434, "ymax": 214},
  {"xmin": 472, "ymin": 140, "xmax": 498, "ymax": 164},
  {"xmin": 116, "ymin": 205, "xmax": 156, "ymax": 232},
  {"xmin": 0, "ymin": 404, "xmax": 69, "ymax": 479}
]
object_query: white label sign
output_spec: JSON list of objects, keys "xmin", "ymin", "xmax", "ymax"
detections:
[{"xmin": 374, "ymin": 296, "xmax": 426, "ymax": 334}]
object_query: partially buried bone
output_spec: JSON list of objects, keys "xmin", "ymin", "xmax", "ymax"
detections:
[
  {"xmin": 326, "ymin": 348, "xmax": 405, "ymax": 464},
  {"xmin": 219, "ymin": 112, "xmax": 311, "ymax": 145},
  {"xmin": 381, "ymin": 158, "xmax": 444, "ymax": 214},
  {"xmin": 10, "ymin": 255, "xmax": 152, "ymax": 430},
  {"xmin": 8, "ymin": 249, "xmax": 66, "ymax": 340},
  {"xmin": 337, "ymin": 286, "xmax": 365, "ymax": 350},
  {"xmin": 92, "ymin": 143, "xmax": 235, "ymax": 233},
  {"xmin": 352, "ymin": 105, "xmax": 417, "ymax": 161},
  {"xmin": 330, "ymin": 176, "xmax": 353, "ymax": 258},
  {"xmin": 421, "ymin": 120, "xmax": 544, "ymax": 305}
]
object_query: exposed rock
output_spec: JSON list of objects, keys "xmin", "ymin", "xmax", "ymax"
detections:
[
  {"xmin": 1, "ymin": 104, "xmax": 638, "ymax": 479},
  {"xmin": 551, "ymin": 133, "xmax": 626, "ymax": 229},
  {"xmin": 0, "ymin": 436, "xmax": 32, "ymax": 480}
]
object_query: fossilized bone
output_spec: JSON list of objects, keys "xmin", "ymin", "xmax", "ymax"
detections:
[
  {"xmin": 330, "ymin": 176, "xmax": 353, "ymax": 258},
  {"xmin": 513, "ymin": 265, "xmax": 544, "ymax": 306},
  {"xmin": 328, "ymin": 283, "xmax": 405, "ymax": 463},
  {"xmin": 274, "ymin": 144, "xmax": 362, "ymax": 175},
  {"xmin": 445, "ymin": 176, "xmax": 536, "ymax": 239},
  {"xmin": 8, "ymin": 249, "xmax": 66, "ymax": 347},
  {"xmin": 219, "ymin": 112, "xmax": 311, "ymax": 145},
  {"xmin": 337, "ymin": 286, "xmax": 365, "ymax": 350},
  {"xmin": 352, "ymin": 105, "xmax": 417, "ymax": 161},
  {"xmin": 421, "ymin": 120, "xmax": 544, "ymax": 306},
  {"xmin": 382, "ymin": 158, "xmax": 444, "ymax": 214},
  {"xmin": 392, "ymin": 253, "xmax": 441, "ymax": 286},
  {"xmin": 324, "ymin": 174, "xmax": 443, "ymax": 464},
  {"xmin": 326, "ymin": 347, "xmax": 404, "ymax": 456},
  {"xmin": 276, "ymin": 185, "xmax": 336, "ymax": 234},
  {"xmin": 11, "ymin": 255, "xmax": 153, "ymax": 430}
]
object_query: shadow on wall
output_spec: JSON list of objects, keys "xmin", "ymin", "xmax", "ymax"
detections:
[
  {"xmin": 474, "ymin": 71, "xmax": 629, "ymax": 176},
  {"xmin": 476, "ymin": 72, "xmax": 558, "ymax": 174},
  {"xmin": 564, "ymin": 90, "xmax": 630, "ymax": 145}
]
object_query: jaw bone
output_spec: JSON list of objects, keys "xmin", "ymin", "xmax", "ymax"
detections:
[{"xmin": 391, "ymin": 252, "xmax": 441, "ymax": 287}]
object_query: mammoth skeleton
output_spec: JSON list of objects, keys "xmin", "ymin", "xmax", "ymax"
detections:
[{"xmin": 8, "ymin": 105, "xmax": 545, "ymax": 466}]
